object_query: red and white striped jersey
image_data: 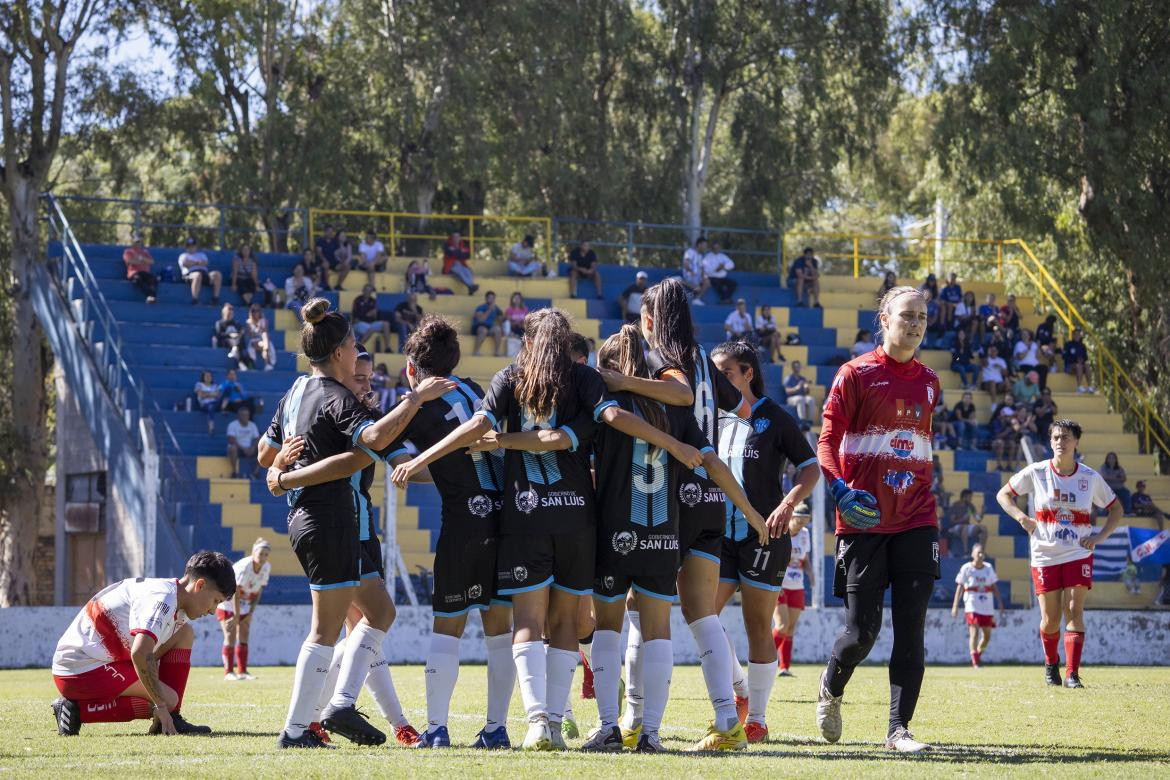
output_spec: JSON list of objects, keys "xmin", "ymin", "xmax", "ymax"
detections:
[
  {"xmin": 217, "ymin": 556, "xmax": 270, "ymax": 614},
  {"xmin": 782, "ymin": 526, "xmax": 812, "ymax": 590},
  {"xmin": 1008, "ymin": 460, "xmax": 1117, "ymax": 566},
  {"xmin": 818, "ymin": 346, "xmax": 941, "ymax": 535},
  {"xmin": 52, "ymin": 578, "xmax": 187, "ymax": 676},
  {"xmin": 955, "ymin": 562, "xmax": 998, "ymax": 616}
]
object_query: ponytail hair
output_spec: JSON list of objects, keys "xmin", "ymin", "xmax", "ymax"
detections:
[
  {"xmin": 640, "ymin": 277, "xmax": 697, "ymax": 377},
  {"xmin": 515, "ymin": 308, "xmax": 573, "ymax": 422},
  {"xmin": 874, "ymin": 285, "xmax": 926, "ymax": 341},
  {"xmin": 710, "ymin": 340, "xmax": 765, "ymax": 399},
  {"xmin": 300, "ymin": 298, "xmax": 351, "ymax": 363},
  {"xmin": 598, "ymin": 325, "xmax": 667, "ymax": 449}
]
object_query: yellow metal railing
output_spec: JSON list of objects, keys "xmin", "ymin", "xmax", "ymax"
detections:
[
  {"xmin": 782, "ymin": 232, "xmax": 1009, "ymax": 281},
  {"xmin": 308, "ymin": 208, "xmax": 553, "ymax": 263}
]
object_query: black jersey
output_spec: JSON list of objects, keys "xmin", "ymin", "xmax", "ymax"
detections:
[
  {"xmin": 594, "ymin": 396, "xmax": 713, "ymax": 575},
  {"xmin": 718, "ymin": 396, "xmax": 817, "ymax": 542},
  {"xmin": 385, "ymin": 377, "xmax": 505, "ymax": 533},
  {"xmin": 264, "ymin": 374, "xmax": 380, "ymax": 516},
  {"xmin": 478, "ymin": 362, "xmax": 616, "ymax": 535},
  {"xmin": 647, "ymin": 345, "xmax": 743, "ymax": 532}
]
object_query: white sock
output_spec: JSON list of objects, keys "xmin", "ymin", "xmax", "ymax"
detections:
[
  {"xmin": 688, "ymin": 615, "xmax": 737, "ymax": 731},
  {"xmin": 592, "ymin": 630, "xmax": 622, "ymax": 729},
  {"xmin": 314, "ymin": 639, "xmax": 345, "ymax": 718},
  {"xmin": 512, "ymin": 640, "xmax": 547, "ymax": 723},
  {"xmin": 329, "ymin": 623, "xmax": 387, "ymax": 709},
  {"xmin": 622, "ymin": 611, "xmax": 644, "ymax": 727},
  {"xmin": 424, "ymin": 633, "xmax": 460, "ymax": 731},
  {"xmin": 580, "ymin": 639, "xmax": 593, "ymax": 667},
  {"xmin": 545, "ymin": 646, "xmax": 578, "ymax": 725},
  {"xmin": 284, "ymin": 641, "xmax": 333, "ymax": 737},
  {"xmin": 641, "ymin": 639, "xmax": 673, "ymax": 736},
  {"xmin": 747, "ymin": 660, "xmax": 777, "ymax": 726},
  {"xmin": 485, "ymin": 633, "xmax": 515, "ymax": 732},
  {"xmin": 365, "ymin": 638, "xmax": 409, "ymax": 728},
  {"xmin": 726, "ymin": 628, "xmax": 749, "ymax": 698}
]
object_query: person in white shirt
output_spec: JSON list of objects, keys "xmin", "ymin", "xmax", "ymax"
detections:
[
  {"xmin": 357, "ymin": 229, "xmax": 387, "ymax": 289},
  {"xmin": 226, "ymin": 406, "xmax": 261, "ymax": 479},
  {"xmin": 755, "ymin": 304, "xmax": 784, "ymax": 363},
  {"xmin": 724, "ymin": 298, "xmax": 754, "ymax": 341},
  {"xmin": 50, "ymin": 551, "xmax": 235, "ymax": 736},
  {"xmin": 218, "ymin": 539, "xmax": 272, "ymax": 681},
  {"xmin": 680, "ymin": 237, "xmax": 710, "ymax": 304},
  {"xmin": 981, "ymin": 344, "xmax": 1009, "ymax": 397},
  {"xmin": 851, "ymin": 329, "xmax": 876, "ymax": 358},
  {"xmin": 284, "ymin": 263, "xmax": 316, "ymax": 322},
  {"xmin": 774, "ymin": 503, "xmax": 814, "ymax": 676},
  {"xmin": 996, "ymin": 419, "xmax": 1122, "ymax": 689},
  {"xmin": 507, "ymin": 234, "xmax": 548, "ymax": 277},
  {"xmin": 178, "ymin": 236, "xmax": 222, "ymax": 305},
  {"xmin": 703, "ymin": 241, "xmax": 737, "ymax": 303},
  {"xmin": 950, "ymin": 544, "xmax": 1004, "ymax": 668}
]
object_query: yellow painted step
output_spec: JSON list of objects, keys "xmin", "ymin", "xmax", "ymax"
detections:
[
  {"xmin": 983, "ymin": 536, "xmax": 1015, "ymax": 558},
  {"xmin": 995, "ymin": 558, "xmax": 1031, "ymax": 580},
  {"xmin": 1088, "ymin": 582, "xmax": 1162, "ymax": 609},
  {"xmin": 1009, "ymin": 579, "xmax": 1033, "ymax": 606}
]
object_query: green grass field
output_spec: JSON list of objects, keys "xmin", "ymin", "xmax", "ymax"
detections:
[{"xmin": 3, "ymin": 664, "xmax": 1169, "ymax": 777}]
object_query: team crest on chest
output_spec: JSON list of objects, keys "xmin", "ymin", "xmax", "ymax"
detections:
[
  {"xmin": 679, "ymin": 482, "xmax": 702, "ymax": 508},
  {"xmin": 468, "ymin": 495, "xmax": 493, "ymax": 517},
  {"xmin": 515, "ymin": 490, "xmax": 540, "ymax": 514},
  {"xmin": 612, "ymin": 530, "xmax": 638, "ymax": 555},
  {"xmin": 753, "ymin": 417, "xmax": 770, "ymax": 434}
]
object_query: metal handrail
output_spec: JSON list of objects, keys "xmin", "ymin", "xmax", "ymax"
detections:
[
  {"xmin": 553, "ymin": 216, "xmax": 782, "ymax": 270},
  {"xmin": 781, "ymin": 231, "xmax": 1009, "ymax": 281}
]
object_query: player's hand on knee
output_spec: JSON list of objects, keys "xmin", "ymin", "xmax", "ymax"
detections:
[{"xmin": 830, "ymin": 478, "xmax": 880, "ymax": 530}]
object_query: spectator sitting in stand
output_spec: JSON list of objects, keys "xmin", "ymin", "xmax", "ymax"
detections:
[
  {"xmin": 946, "ymin": 489, "xmax": 986, "ymax": 556},
  {"xmin": 940, "ymin": 272, "xmax": 962, "ymax": 328},
  {"xmin": 788, "ymin": 246, "xmax": 821, "ymax": 308},
  {"xmin": 283, "ymin": 263, "xmax": 316, "ymax": 322},
  {"xmin": 351, "ymin": 284, "xmax": 391, "ymax": 352},
  {"xmin": 703, "ymin": 241, "xmax": 737, "ymax": 304},
  {"xmin": 567, "ymin": 240, "xmax": 603, "ymax": 299},
  {"xmin": 920, "ymin": 273, "xmax": 940, "ymax": 302},
  {"xmin": 951, "ymin": 329, "xmax": 980, "ymax": 389},
  {"xmin": 315, "ymin": 223, "xmax": 351, "ymax": 290},
  {"xmin": 876, "ymin": 270, "xmax": 897, "ymax": 304},
  {"xmin": 680, "ymin": 237, "xmax": 710, "ymax": 305},
  {"xmin": 977, "ymin": 293, "xmax": 998, "ymax": 339},
  {"xmin": 1035, "ymin": 313, "xmax": 1059, "ymax": 368},
  {"xmin": 991, "ymin": 403, "xmax": 1025, "ymax": 471},
  {"xmin": 226, "ymin": 406, "xmax": 261, "ymax": 480},
  {"xmin": 923, "ymin": 289, "xmax": 945, "ymax": 347},
  {"xmin": 442, "ymin": 231, "xmax": 477, "ymax": 293},
  {"xmin": 620, "ymin": 271, "xmax": 649, "ymax": 324},
  {"xmin": 392, "ymin": 292, "xmax": 423, "ymax": 355},
  {"xmin": 1064, "ymin": 328, "xmax": 1094, "ymax": 393},
  {"xmin": 987, "ymin": 322, "xmax": 1013, "ymax": 364},
  {"xmin": 951, "ymin": 391, "xmax": 978, "ymax": 450},
  {"xmin": 301, "ymin": 247, "xmax": 329, "ymax": 292},
  {"xmin": 193, "ymin": 370, "xmax": 220, "ymax": 434},
  {"xmin": 1013, "ymin": 328, "xmax": 1046, "ymax": 390},
  {"xmin": 1012, "ymin": 370, "xmax": 1041, "ymax": 406},
  {"xmin": 1132, "ymin": 481, "xmax": 1166, "ymax": 530},
  {"xmin": 1032, "ymin": 387, "xmax": 1057, "ymax": 439},
  {"xmin": 178, "ymin": 237, "xmax": 221, "ymax": 305},
  {"xmin": 956, "ymin": 290, "xmax": 979, "ymax": 340},
  {"xmin": 784, "ymin": 360, "xmax": 816, "ymax": 421},
  {"xmin": 508, "ymin": 234, "xmax": 548, "ymax": 277},
  {"xmin": 405, "ymin": 257, "xmax": 437, "ymax": 300},
  {"xmin": 122, "ymin": 232, "xmax": 157, "ymax": 304},
  {"xmin": 334, "ymin": 229, "xmax": 355, "ymax": 290},
  {"xmin": 852, "ymin": 329, "xmax": 877, "ymax": 358},
  {"xmin": 999, "ymin": 293, "xmax": 1022, "ymax": 339},
  {"xmin": 219, "ymin": 368, "xmax": 259, "ymax": 417},
  {"xmin": 231, "ymin": 243, "xmax": 260, "ymax": 307},
  {"xmin": 472, "ymin": 290, "xmax": 504, "ymax": 357},
  {"xmin": 981, "ymin": 344, "xmax": 1009, "ymax": 397},
  {"xmin": 371, "ymin": 362, "xmax": 392, "ymax": 412},
  {"xmin": 1100, "ymin": 452, "xmax": 1132, "ymax": 513},
  {"xmin": 243, "ymin": 304, "xmax": 276, "ymax": 371},
  {"xmin": 724, "ymin": 298, "xmax": 754, "ymax": 342},
  {"xmin": 755, "ymin": 304, "xmax": 785, "ymax": 363},
  {"xmin": 213, "ymin": 303, "xmax": 245, "ymax": 367},
  {"xmin": 504, "ymin": 292, "xmax": 529, "ymax": 338},
  {"xmin": 356, "ymin": 228, "xmax": 387, "ymax": 289}
]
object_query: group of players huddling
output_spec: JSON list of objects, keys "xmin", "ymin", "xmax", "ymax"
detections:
[{"xmin": 49, "ymin": 279, "xmax": 1118, "ymax": 753}]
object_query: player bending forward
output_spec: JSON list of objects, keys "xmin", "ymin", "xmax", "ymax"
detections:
[
  {"xmin": 996, "ymin": 419, "xmax": 1121, "ymax": 688},
  {"xmin": 51, "ymin": 551, "xmax": 236, "ymax": 736},
  {"xmin": 218, "ymin": 538, "xmax": 271, "ymax": 681},
  {"xmin": 950, "ymin": 544, "xmax": 1004, "ymax": 667},
  {"xmin": 815, "ymin": 286, "xmax": 941, "ymax": 753}
]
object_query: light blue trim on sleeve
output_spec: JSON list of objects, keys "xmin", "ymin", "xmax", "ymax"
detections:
[
  {"xmin": 699, "ymin": 446, "xmax": 715, "ymax": 456},
  {"xmin": 475, "ymin": 409, "xmax": 499, "ymax": 429},
  {"xmin": 796, "ymin": 456, "xmax": 818, "ymax": 471},
  {"xmin": 262, "ymin": 436, "xmax": 281, "ymax": 449},
  {"xmin": 561, "ymin": 425, "xmax": 580, "ymax": 452},
  {"xmin": 351, "ymin": 419, "xmax": 373, "ymax": 445},
  {"xmin": 593, "ymin": 399, "xmax": 618, "ymax": 422}
]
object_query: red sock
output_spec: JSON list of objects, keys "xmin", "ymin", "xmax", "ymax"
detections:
[
  {"xmin": 159, "ymin": 647, "xmax": 191, "ymax": 712},
  {"xmin": 1041, "ymin": 630, "xmax": 1061, "ymax": 665},
  {"xmin": 1064, "ymin": 631, "xmax": 1085, "ymax": 675},
  {"xmin": 772, "ymin": 628, "xmax": 783, "ymax": 651},
  {"xmin": 235, "ymin": 643, "xmax": 248, "ymax": 675},
  {"xmin": 222, "ymin": 644, "xmax": 234, "ymax": 675},
  {"xmin": 79, "ymin": 696, "xmax": 152, "ymax": 723},
  {"xmin": 971, "ymin": 650, "xmax": 981, "ymax": 666},
  {"xmin": 781, "ymin": 635, "xmax": 793, "ymax": 669}
]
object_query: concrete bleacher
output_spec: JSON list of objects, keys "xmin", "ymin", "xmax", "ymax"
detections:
[{"xmin": 68, "ymin": 240, "xmax": 1168, "ymax": 608}]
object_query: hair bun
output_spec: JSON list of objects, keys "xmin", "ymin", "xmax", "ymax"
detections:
[{"xmin": 302, "ymin": 298, "xmax": 329, "ymax": 325}]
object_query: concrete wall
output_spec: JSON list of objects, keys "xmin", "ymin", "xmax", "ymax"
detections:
[{"xmin": 4, "ymin": 606, "xmax": 1168, "ymax": 669}]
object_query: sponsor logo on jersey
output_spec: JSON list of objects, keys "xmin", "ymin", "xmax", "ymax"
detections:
[
  {"xmin": 931, "ymin": 542, "xmax": 939, "ymax": 563},
  {"xmin": 753, "ymin": 417, "xmax": 771, "ymax": 434},
  {"xmin": 895, "ymin": 399, "xmax": 923, "ymax": 419},
  {"xmin": 1081, "ymin": 563, "xmax": 1091, "ymax": 578},
  {"xmin": 468, "ymin": 495, "xmax": 493, "ymax": 518},
  {"xmin": 890, "ymin": 435, "xmax": 915, "ymax": 458},
  {"xmin": 467, "ymin": 584, "xmax": 483, "ymax": 600},
  {"xmin": 679, "ymin": 482, "xmax": 702, "ymax": 508},
  {"xmin": 515, "ymin": 490, "xmax": 540, "ymax": 514},
  {"xmin": 538, "ymin": 490, "xmax": 587, "ymax": 509},
  {"xmin": 613, "ymin": 531, "xmax": 638, "ymax": 555},
  {"xmin": 870, "ymin": 380, "xmax": 889, "ymax": 387},
  {"xmin": 1078, "ymin": 478, "xmax": 1089, "ymax": 491},
  {"xmin": 927, "ymin": 386, "xmax": 934, "ymax": 404},
  {"xmin": 882, "ymin": 469, "xmax": 915, "ymax": 493},
  {"xmin": 603, "ymin": 576, "xmax": 615, "ymax": 591},
  {"xmin": 512, "ymin": 566, "xmax": 528, "ymax": 583},
  {"xmin": 638, "ymin": 534, "xmax": 679, "ymax": 552}
]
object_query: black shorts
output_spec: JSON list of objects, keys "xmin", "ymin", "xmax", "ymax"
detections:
[
  {"xmin": 833, "ymin": 525, "xmax": 940, "ymax": 598},
  {"xmin": 359, "ymin": 536, "xmax": 384, "ymax": 581},
  {"xmin": 433, "ymin": 529, "xmax": 509, "ymax": 617},
  {"xmin": 719, "ymin": 534, "xmax": 792, "ymax": 592},
  {"xmin": 679, "ymin": 519, "xmax": 723, "ymax": 565},
  {"xmin": 184, "ymin": 269, "xmax": 212, "ymax": 285},
  {"xmin": 236, "ymin": 276, "xmax": 257, "ymax": 296},
  {"xmin": 289, "ymin": 508, "xmax": 360, "ymax": 590},
  {"xmin": 497, "ymin": 527, "xmax": 595, "ymax": 596},
  {"xmin": 593, "ymin": 571, "xmax": 677, "ymax": 604}
]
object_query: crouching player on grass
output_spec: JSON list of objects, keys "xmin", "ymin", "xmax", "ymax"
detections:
[{"xmin": 50, "ymin": 551, "xmax": 236, "ymax": 736}]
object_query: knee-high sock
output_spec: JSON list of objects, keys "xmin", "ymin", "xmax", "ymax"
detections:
[
  {"xmin": 235, "ymin": 643, "xmax": 248, "ymax": 675},
  {"xmin": 545, "ymin": 647, "xmax": 578, "ymax": 726},
  {"xmin": 512, "ymin": 640, "xmax": 547, "ymax": 723},
  {"xmin": 747, "ymin": 660, "xmax": 777, "ymax": 725},
  {"xmin": 222, "ymin": 644, "xmax": 234, "ymax": 675},
  {"xmin": 688, "ymin": 615, "xmax": 737, "ymax": 730},
  {"xmin": 622, "ymin": 611, "xmax": 644, "ymax": 727},
  {"xmin": 725, "ymin": 628, "xmax": 749, "ymax": 698},
  {"xmin": 365, "ymin": 638, "xmax": 409, "ymax": 728},
  {"xmin": 329, "ymin": 623, "xmax": 387, "ymax": 709},
  {"xmin": 772, "ymin": 628, "xmax": 782, "ymax": 651},
  {"xmin": 888, "ymin": 572, "xmax": 932, "ymax": 733},
  {"xmin": 826, "ymin": 587, "xmax": 884, "ymax": 697},
  {"xmin": 1041, "ymin": 630, "xmax": 1061, "ymax": 665},
  {"xmin": 485, "ymin": 633, "xmax": 515, "ymax": 732},
  {"xmin": 158, "ymin": 648, "xmax": 191, "ymax": 712},
  {"xmin": 780, "ymin": 635, "xmax": 793, "ymax": 669},
  {"xmin": 284, "ymin": 641, "xmax": 334, "ymax": 738},
  {"xmin": 314, "ymin": 640, "xmax": 345, "ymax": 719},
  {"xmin": 1064, "ymin": 631, "xmax": 1085, "ymax": 675},
  {"xmin": 591, "ymin": 630, "xmax": 622, "ymax": 729},
  {"xmin": 424, "ymin": 633, "xmax": 460, "ymax": 730},
  {"xmin": 641, "ymin": 639, "xmax": 673, "ymax": 736},
  {"xmin": 79, "ymin": 697, "xmax": 152, "ymax": 723}
]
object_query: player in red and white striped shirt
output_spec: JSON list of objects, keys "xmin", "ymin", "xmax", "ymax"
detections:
[
  {"xmin": 996, "ymin": 419, "xmax": 1122, "ymax": 688},
  {"xmin": 950, "ymin": 544, "xmax": 1004, "ymax": 667},
  {"xmin": 815, "ymin": 286, "xmax": 941, "ymax": 753}
]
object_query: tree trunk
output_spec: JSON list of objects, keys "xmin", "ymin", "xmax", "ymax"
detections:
[
  {"xmin": 263, "ymin": 210, "xmax": 292, "ymax": 253},
  {"xmin": 0, "ymin": 178, "xmax": 49, "ymax": 606}
]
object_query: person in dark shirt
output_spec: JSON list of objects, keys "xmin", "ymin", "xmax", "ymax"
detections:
[
  {"xmin": 392, "ymin": 293, "xmax": 423, "ymax": 355},
  {"xmin": 568, "ymin": 240, "xmax": 603, "ymax": 299},
  {"xmin": 619, "ymin": 272, "xmax": 649, "ymax": 324},
  {"xmin": 939, "ymin": 273, "xmax": 962, "ymax": 329},
  {"xmin": 351, "ymin": 284, "xmax": 391, "ymax": 353},
  {"xmin": 950, "ymin": 391, "xmax": 978, "ymax": 450},
  {"xmin": 951, "ymin": 329, "xmax": 981, "ymax": 390},
  {"xmin": 788, "ymin": 247, "xmax": 821, "ymax": 308},
  {"xmin": 315, "ymin": 224, "xmax": 350, "ymax": 290},
  {"xmin": 1063, "ymin": 329, "xmax": 1093, "ymax": 393}
]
